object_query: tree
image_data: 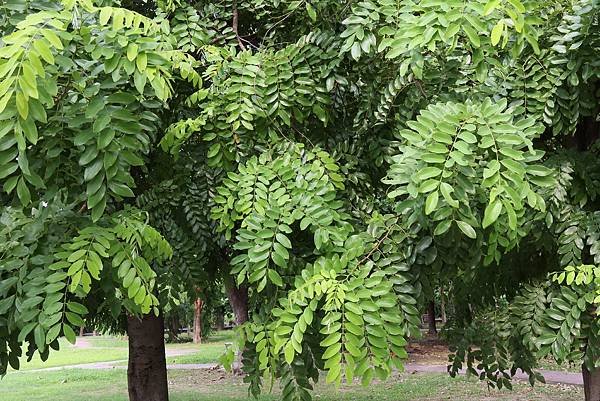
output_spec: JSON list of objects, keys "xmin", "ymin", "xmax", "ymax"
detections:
[
  {"xmin": 0, "ymin": 1, "xmax": 201, "ymax": 400},
  {"xmin": 158, "ymin": 1, "xmax": 600, "ymax": 400},
  {"xmin": 5, "ymin": 2, "xmax": 600, "ymax": 401}
]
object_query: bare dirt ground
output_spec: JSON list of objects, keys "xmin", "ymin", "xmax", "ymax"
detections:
[{"xmin": 407, "ymin": 336, "xmax": 450, "ymax": 364}]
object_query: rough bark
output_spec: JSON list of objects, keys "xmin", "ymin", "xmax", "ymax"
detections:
[
  {"xmin": 127, "ymin": 314, "xmax": 169, "ymax": 401},
  {"xmin": 225, "ymin": 279, "xmax": 249, "ymax": 326},
  {"xmin": 583, "ymin": 365, "xmax": 600, "ymax": 401},
  {"xmin": 427, "ymin": 301, "xmax": 437, "ymax": 336},
  {"xmin": 193, "ymin": 298, "xmax": 203, "ymax": 344}
]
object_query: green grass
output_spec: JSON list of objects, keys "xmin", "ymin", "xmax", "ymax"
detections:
[
  {"xmin": 14, "ymin": 331, "xmax": 235, "ymax": 371},
  {"xmin": 1, "ymin": 368, "xmax": 582, "ymax": 401},
  {"xmin": 13, "ymin": 338, "xmax": 129, "ymax": 371},
  {"xmin": 537, "ymin": 358, "xmax": 581, "ymax": 373},
  {"xmin": 166, "ymin": 330, "xmax": 234, "ymax": 365}
]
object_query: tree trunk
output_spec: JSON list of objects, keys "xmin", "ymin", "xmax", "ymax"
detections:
[
  {"xmin": 583, "ymin": 365, "xmax": 600, "ymax": 401},
  {"xmin": 79, "ymin": 326, "xmax": 85, "ymax": 337},
  {"xmin": 225, "ymin": 279, "xmax": 249, "ymax": 326},
  {"xmin": 167, "ymin": 316, "xmax": 180, "ymax": 343},
  {"xmin": 193, "ymin": 298, "xmax": 203, "ymax": 344},
  {"xmin": 224, "ymin": 277, "xmax": 249, "ymax": 374},
  {"xmin": 440, "ymin": 287, "xmax": 447, "ymax": 324},
  {"xmin": 127, "ymin": 314, "xmax": 169, "ymax": 401},
  {"xmin": 215, "ymin": 308, "xmax": 225, "ymax": 330},
  {"xmin": 427, "ymin": 301, "xmax": 437, "ymax": 336}
]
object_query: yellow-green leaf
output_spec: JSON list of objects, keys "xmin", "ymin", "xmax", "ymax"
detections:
[{"xmin": 491, "ymin": 20, "xmax": 504, "ymax": 46}]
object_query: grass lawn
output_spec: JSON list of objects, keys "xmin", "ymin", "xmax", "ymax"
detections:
[
  {"xmin": 13, "ymin": 330, "xmax": 235, "ymax": 371},
  {"xmin": 0, "ymin": 368, "xmax": 582, "ymax": 401},
  {"xmin": 12, "ymin": 339, "xmax": 129, "ymax": 371}
]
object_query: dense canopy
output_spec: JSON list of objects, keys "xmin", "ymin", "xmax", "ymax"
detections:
[{"xmin": 2, "ymin": 0, "xmax": 600, "ymax": 400}]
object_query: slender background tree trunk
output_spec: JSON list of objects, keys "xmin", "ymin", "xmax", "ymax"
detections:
[
  {"xmin": 127, "ymin": 314, "xmax": 169, "ymax": 401},
  {"xmin": 427, "ymin": 301, "xmax": 437, "ymax": 336},
  {"xmin": 193, "ymin": 297, "xmax": 203, "ymax": 344},
  {"xmin": 215, "ymin": 308, "xmax": 225, "ymax": 330},
  {"xmin": 583, "ymin": 365, "xmax": 600, "ymax": 401},
  {"xmin": 440, "ymin": 287, "xmax": 447, "ymax": 325}
]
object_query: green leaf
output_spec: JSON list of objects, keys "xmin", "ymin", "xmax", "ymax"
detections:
[
  {"xmin": 136, "ymin": 53, "xmax": 148, "ymax": 72},
  {"xmin": 46, "ymin": 324, "xmax": 61, "ymax": 344},
  {"xmin": 34, "ymin": 324, "xmax": 46, "ymax": 351},
  {"xmin": 99, "ymin": 7, "xmax": 112, "ymax": 25},
  {"xmin": 15, "ymin": 92, "xmax": 28, "ymax": 119},
  {"xmin": 284, "ymin": 342, "xmax": 295, "ymax": 364},
  {"xmin": 267, "ymin": 269, "xmax": 283, "ymax": 286},
  {"xmin": 63, "ymin": 324, "xmax": 76, "ymax": 344},
  {"xmin": 484, "ymin": 0, "xmax": 501, "ymax": 15},
  {"xmin": 18, "ymin": 322, "xmax": 36, "ymax": 342},
  {"xmin": 306, "ymin": 3, "xmax": 317, "ymax": 22},
  {"xmin": 16, "ymin": 178, "xmax": 31, "ymax": 205},
  {"xmin": 491, "ymin": 21, "xmax": 504, "ymax": 46},
  {"xmin": 482, "ymin": 200, "xmax": 502, "ymax": 228},
  {"xmin": 424, "ymin": 191, "xmax": 439, "ymax": 215},
  {"xmin": 67, "ymin": 302, "xmax": 89, "ymax": 315},
  {"xmin": 463, "ymin": 25, "xmax": 480, "ymax": 47},
  {"xmin": 33, "ymin": 39, "xmax": 54, "ymax": 64},
  {"xmin": 456, "ymin": 221, "xmax": 476, "ymax": 239}
]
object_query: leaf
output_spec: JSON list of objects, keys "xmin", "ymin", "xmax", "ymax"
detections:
[
  {"xmin": 46, "ymin": 324, "xmax": 61, "ymax": 344},
  {"xmin": 127, "ymin": 43, "xmax": 139, "ymax": 61},
  {"xmin": 16, "ymin": 177, "xmax": 31, "ymax": 205},
  {"xmin": 267, "ymin": 269, "xmax": 283, "ymax": 286},
  {"xmin": 67, "ymin": 302, "xmax": 88, "ymax": 315},
  {"xmin": 482, "ymin": 200, "xmax": 502, "ymax": 228},
  {"xmin": 456, "ymin": 221, "xmax": 476, "ymax": 239},
  {"xmin": 484, "ymin": 0, "xmax": 501, "ymax": 15},
  {"xmin": 463, "ymin": 25, "xmax": 480, "ymax": 47},
  {"xmin": 99, "ymin": 7, "xmax": 112, "ymax": 25},
  {"xmin": 34, "ymin": 324, "xmax": 46, "ymax": 351},
  {"xmin": 18, "ymin": 322, "xmax": 36, "ymax": 342},
  {"xmin": 306, "ymin": 3, "xmax": 317, "ymax": 22},
  {"xmin": 15, "ymin": 92, "xmax": 28, "ymax": 119},
  {"xmin": 491, "ymin": 21, "xmax": 504, "ymax": 46},
  {"xmin": 63, "ymin": 324, "xmax": 76, "ymax": 344},
  {"xmin": 284, "ymin": 342, "xmax": 295, "ymax": 364},
  {"xmin": 276, "ymin": 233, "xmax": 292, "ymax": 249},
  {"xmin": 33, "ymin": 39, "xmax": 54, "ymax": 64},
  {"xmin": 136, "ymin": 53, "xmax": 147, "ymax": 72},
  {"xmin": 425, "ymin": 191, "xmax": 439, "ymax": 215}
]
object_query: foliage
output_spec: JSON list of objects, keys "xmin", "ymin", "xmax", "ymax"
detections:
[
  {"xmin": 5, "ymin": 0, "xmax": 600, "ymax": 399},
  {"xmin": 0, "ymin": 0, "xmax": 199, "ymax": 374}
]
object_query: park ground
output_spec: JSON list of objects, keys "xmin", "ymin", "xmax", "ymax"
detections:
[{"xmin": 0, "ymin": 331, "xmax": 584, "ymax": 401}]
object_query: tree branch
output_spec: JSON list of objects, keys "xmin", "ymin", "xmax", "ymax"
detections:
[{"xmin": 232, "ymin": 1, "xmax": 247, "ymax": 51}]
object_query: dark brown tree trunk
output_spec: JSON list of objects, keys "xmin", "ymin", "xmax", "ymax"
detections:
[
  {"xmin": 215, "ymin": 309, "xmax": 225, "ymax": 330},
  {"xmin": 167, "ymin": 316, "xmax": 180, "ymax": 343},
  {"xmin": 427, "ymin": 301, "xmax": 437, "ymax": 336},
  {"xmin": 193, "ymin": 298, "xmax": 203, "ymax": 344},
  {"xmin": 583, "ymin": 365, "xmax": 600, "ymax": 401},
  {"xmin": 127, "ymin": 314, "xmax": 169, "ymax": 401},
  {"xmin": 225, "ymin": 279, "xmax": 249, "ymax": 326}
]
